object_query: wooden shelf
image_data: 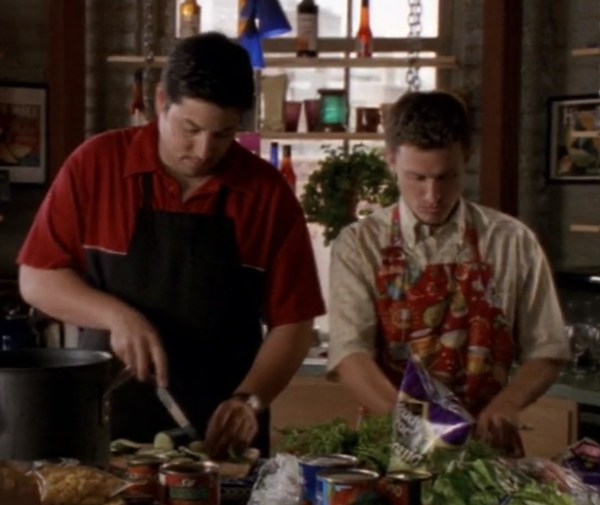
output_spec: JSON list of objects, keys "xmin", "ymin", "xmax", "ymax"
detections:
[
  {"xmin": 570, "ymin": 224, "xmax": 600, "ymax": 233},
  {"xmin": 572, "ymin": 47, "xmax": 600, "ymax": 57},
  {"xmin": 107, "ymin": 55, "xmax": 458, "ymax": 69},
  {"xmin": 259, "ymin": 131, "xmax": 384, "ymax": 141},
  {"xmin": 571, "ymin": 130, "xmax": 600, "ymax": 139}
]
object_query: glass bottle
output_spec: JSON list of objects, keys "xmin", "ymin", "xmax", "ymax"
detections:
[
  {"xmin": 296, "ymin": 0, "xmax": 319, "ymax": 57},
  {"xmin": 280, "ymin": 145, "xmax": 297, "ymax": 193},
  {"xmin": 177, "ymin": 0, "xmax": 201, "ymax": 38},
  {"xmin": 356, "ymin": 0, "xmax": 373, "ymax": 58},
  {"xmin": 270, "ymin": 142, "xmax": 280, "ymax": 169},
  {"xmin": 129, "ymin": 70, "xmax": 146, "ymax": 126}
]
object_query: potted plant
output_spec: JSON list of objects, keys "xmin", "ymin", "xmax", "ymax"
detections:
[{"xmin": 301, "ymin": 144, "xmax": 399, "ymax": 246}]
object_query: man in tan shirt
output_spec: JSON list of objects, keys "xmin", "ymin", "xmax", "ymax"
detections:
[{"xmin": 328, "ymin": 91, "xmax": 570, "ymax": 454}]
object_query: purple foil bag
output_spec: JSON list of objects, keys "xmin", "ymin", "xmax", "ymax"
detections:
[{"xmin": 389, "ymin": 358, "xmax": 474, "ymax": 474}]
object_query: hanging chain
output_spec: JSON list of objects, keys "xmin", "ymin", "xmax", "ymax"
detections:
[
  {"xmin": 142, "ymin": 0, "xmax": 156, "ymax": 118},
  {"xmin": 406, "ymin": 0, "xmax": 422, "ymax": 92}
]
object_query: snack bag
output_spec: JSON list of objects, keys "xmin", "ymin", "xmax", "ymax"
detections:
[
  {"xmin": 32, "ymin": 464, "xmax": 132, "ymax": 505},
  {"xmin": 554, "ymin": 438, "xmax": 600, "ymax": 489},
  {"xmin": 0, "ymin": 460, "xmax": 40, "ymax": 505},
  {"xmin": 389, "ymin": 358, "xmax": 474, "ymax": 474}
]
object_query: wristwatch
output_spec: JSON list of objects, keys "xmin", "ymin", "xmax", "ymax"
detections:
[{"xmin": 231, "ymin": 392, "xmax": 263, "ymax": 414}]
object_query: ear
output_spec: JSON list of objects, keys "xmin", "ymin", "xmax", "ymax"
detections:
[{"xmin": 385, "ymin": 147, "xmax": 396, "ymax": 169}]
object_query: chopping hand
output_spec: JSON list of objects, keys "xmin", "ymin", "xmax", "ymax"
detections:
[
  {"xmin": 204, "ymin": 398, "xmax": 258, "ymax": 459},
  {"xmin": 108, "ymin": 307, "xmax": 168, "ymax": 387}
]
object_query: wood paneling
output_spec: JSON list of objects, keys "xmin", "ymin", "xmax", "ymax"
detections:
[
  {"xmin": 48, "ymin": 0, "xmax": 86, "ymax": 182},
  {"xmin": 480, "ymin": 0, "xmax": 523, "ymax": 216}
]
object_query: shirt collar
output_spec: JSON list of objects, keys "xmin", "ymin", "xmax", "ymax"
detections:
[
  {"xmin": 399, "ymin": 196, "xmax": 466, "ymax": 247},
  {"xmin": 123, "ymin": 120, "xmax": 256, "ymax": 193}
]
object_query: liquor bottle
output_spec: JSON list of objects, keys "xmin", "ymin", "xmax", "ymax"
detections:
[
  {"xmin": 296, "ymin": 0, "xmax": 319, "ymax": 57},
  {"xmin": 177, "ymin": 0, "xmax": 201, "ymax": 38},
  {"xmin": 356, "ymin": 0, "xmax": 373, "ymax": 57},
  {"xmin": 269, "ymin": 142, "xmax": 280, "ymax": 169},
  {"xmin": 280, "ymin": 145, "xmax": 296, "ymax": 192},
  {"xmin": 129, "ymin": 70, "xmax": 147, "ymax": 126}
]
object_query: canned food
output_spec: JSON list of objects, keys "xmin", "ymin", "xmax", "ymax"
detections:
[
  {"xmin": 316, "ymin": 468, "xmax": 380, "ymax": 505},
  {"xmin": 382, "ymin": 470, "xmax": 432, "ymax": 505},
  {"xmin": 299, "ymin": 454, "xmax": 358, "ymax": 505},
  {"xmin": 126, "ymin": 455, "xmax": 163, "ymax": 499},
  {"xmin": 159, "ymin": 461, "xmax": 220, "ymax": 505}
]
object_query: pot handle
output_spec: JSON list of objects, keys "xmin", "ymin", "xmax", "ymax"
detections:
[
  {"xmin": 101, "ymin": 368, "xmax": 133, "ymax": 427},
  {"xmin": 104, "ymin": 368, "xmax": 133, "ymax": 399}
]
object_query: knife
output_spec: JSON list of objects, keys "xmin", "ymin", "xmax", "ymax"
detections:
[{"xmin": 156, "ymin": 386, "xmax": 198, "ymax": 440}]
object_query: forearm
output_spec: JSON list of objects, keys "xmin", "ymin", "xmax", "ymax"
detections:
[
  {"xmin": 19, "ymin": 265, "xmax": 131, "ymax": 330},
  {"xmin": 234, "ymin": 320, "xmax": 314, "ymax": 407},
  {"xmin": 336, "ymin": 352, "xmax": 397, "ymax": 415},
  {"xmin": 490, "ymin": 358, "xmax": 564, "ymax": 411}
]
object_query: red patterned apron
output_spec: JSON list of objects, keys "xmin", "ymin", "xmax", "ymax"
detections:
[{"xmin": 375, "ymin": 204, "xmax": 514, "ymax": 417}]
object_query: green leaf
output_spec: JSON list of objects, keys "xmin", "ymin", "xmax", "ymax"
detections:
[{"xmin": 300, "ymin": 144, "xmax": 399, "ymax": 246}]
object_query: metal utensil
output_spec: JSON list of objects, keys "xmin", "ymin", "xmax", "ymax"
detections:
[{"xmin": 156, "ymin": 386, "xmax": 198, "ymax": 439}]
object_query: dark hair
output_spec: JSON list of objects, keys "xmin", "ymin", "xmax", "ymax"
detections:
[
  {"xmin": 161, "ymin": 31, "xmax": 255, "ymax": 110},
  {"xmin": 384, "ymin": 90, "xmax": 471, "ymax": 154}
]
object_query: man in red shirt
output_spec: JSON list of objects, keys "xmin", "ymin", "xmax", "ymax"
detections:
[{"xmin": 17, "ymin": 32, "xmax": 325, "ymax": 457}]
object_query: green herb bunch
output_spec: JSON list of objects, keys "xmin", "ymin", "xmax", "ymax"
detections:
[{"xmin": 301, "ymin": 144, "xmax": 400, "ymax": 246}]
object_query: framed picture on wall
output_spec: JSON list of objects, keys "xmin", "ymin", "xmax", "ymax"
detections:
[
  {"xmin": 0, "ymin": 81, "xmax": 48, "ymax": 184},
  {"xmin": 547, "ymin": 94, "xmax": 600, "ymax": 183}
]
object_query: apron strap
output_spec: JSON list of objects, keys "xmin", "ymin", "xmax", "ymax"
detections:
[
  {"xmin": 142, "ymin": 173, "xmax": 153, "ymax": 210},
  {"xmin": 214, "ymin": 184, "xmax": 230, "ymax": 216}
]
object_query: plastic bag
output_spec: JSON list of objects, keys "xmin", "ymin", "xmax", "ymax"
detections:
[
  {"xmin": 248, "ymin": 453, "xmax": 302, "ymax": 505},
  {"xmin": 0, "ymin": 460, "xmax": 40, "ymax": 505},
  {"xmin": 389, "ymin": 358, "xmax": 474, "ymax": 474},
  {"xmin": 554, "ymin": 438, "xmax": 600, "ymax": 490},
  {"xmin": 33, "ymin": 464, "xmax": 131, "ymax": 505},
  {"xmin": 510, "ymin": 457, "xmax": 600, "ymax": 505}
]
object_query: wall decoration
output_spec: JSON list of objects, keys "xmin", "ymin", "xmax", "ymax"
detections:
[
  {"xmin": 547, "ymin": 94, "xmax": 600, "ymax": 183},
  {"xmin": 0, "ymin": 81, "xmax": 48, "ymax": 184}
]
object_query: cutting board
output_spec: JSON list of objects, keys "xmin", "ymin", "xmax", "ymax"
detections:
[{"xmin": 111, "ymin": 446, "xmax": 260, "ymax": 480}]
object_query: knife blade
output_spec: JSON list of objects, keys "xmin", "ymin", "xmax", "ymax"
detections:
[{"xmin": 156, "ymin": 386, "xmax": 198, "ymax": 440}]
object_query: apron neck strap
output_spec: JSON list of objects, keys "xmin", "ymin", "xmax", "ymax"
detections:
[
  {"xmin": 142, "ymin": 173, "xmax": 153, "ymax": 210},
  {"xmin": 214, "ymin": 184, "xmax": 230, "ymax": 216}
]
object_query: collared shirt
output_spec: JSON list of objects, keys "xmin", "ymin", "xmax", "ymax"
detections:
[
  {"xmin": 17, "ymin": 121, "xmax": 326, "ymax": 328},
  {"xmin": 327, "ymin": 197, "xmax": 570, "ymax": 374}
]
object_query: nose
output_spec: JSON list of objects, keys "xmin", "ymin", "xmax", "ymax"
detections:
[
  {"xmin": 192, "ymin": 132, "xmax": 215, "ymax": 160},
  {"xmin": 424, "ymin": 179, "xmax": 442, "ymax": 206}
]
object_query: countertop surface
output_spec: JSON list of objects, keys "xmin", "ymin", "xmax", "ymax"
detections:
[{"xmin": 298, "ymin": 351, "xmax": 600, "ymax": 407}]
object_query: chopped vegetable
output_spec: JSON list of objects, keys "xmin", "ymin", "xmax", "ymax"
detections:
[{"xmin": 153, "ymin": 428, "xmax": 194, "ymax": 451}]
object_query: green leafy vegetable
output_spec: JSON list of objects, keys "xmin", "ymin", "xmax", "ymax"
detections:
[{"xmin": 423, "ymin": 459, "xmax": 576, "ymax": 505}]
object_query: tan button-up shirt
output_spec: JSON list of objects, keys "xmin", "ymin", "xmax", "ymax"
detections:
[{"xmin": 327, "ymin": 197, "xmax": 570, "ymax": 374}]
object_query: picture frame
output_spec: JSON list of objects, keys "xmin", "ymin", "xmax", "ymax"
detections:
[{"xmin": 0, "ymin": 81, "xmax": 48, "ymax": 185}]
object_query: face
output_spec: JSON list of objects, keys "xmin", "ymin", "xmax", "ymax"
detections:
[
  {"xmin": 388, "ymin": 142, "xmax": 466, "ymax": 225},
  {"xmin": 155, "ymin": 86, "xmax": 241, "ymax": 179}
]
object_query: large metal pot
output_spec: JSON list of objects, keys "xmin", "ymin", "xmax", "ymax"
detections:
[{"xmin": 0, "ymin": 348, "xmax": 118, "ymax": 466}]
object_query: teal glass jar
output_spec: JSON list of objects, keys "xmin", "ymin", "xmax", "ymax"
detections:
[{"xmin": 317, "ymin": 89, "xmax": 347, "ymax": 132}]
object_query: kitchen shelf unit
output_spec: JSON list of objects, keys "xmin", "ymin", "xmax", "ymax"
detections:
[
  {"xmin": 106, "ymin": 0, "xmax": 458, "ymax": 145},
  {"xmin": 571, "ymin": 47, "xmax": 600, "ymax": 57},
  {"xmin": 107, "ymin": 54, "xmax": 458, "ymax": 69}
]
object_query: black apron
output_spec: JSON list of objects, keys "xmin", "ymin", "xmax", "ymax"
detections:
[{"xmin": 78, "ymin": 173, "xmax": 269, "ymax": 455}]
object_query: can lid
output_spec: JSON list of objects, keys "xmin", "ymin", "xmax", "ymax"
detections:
[
  {"xmin": 299, "ymin": 454, "xmax": 358, "ymax": 467},
  {"xmin": 160, "ymin": 460, "xmax": 219, "ymax": 474},
  {"xmin": 127, "ymin": 455, "xmax": 164, "ymax": 467},
  {"xmin": 319, "ymin": 468, "xmax": 380, "ymax": 484},
  {"xmin": 387, "ymin": 470, "xmax": 433, "ymax": 482}
]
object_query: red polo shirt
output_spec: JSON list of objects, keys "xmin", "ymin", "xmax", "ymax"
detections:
[{"xmin": 17, "ymin": 122, "xmax": 326, "ymax": 328}]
